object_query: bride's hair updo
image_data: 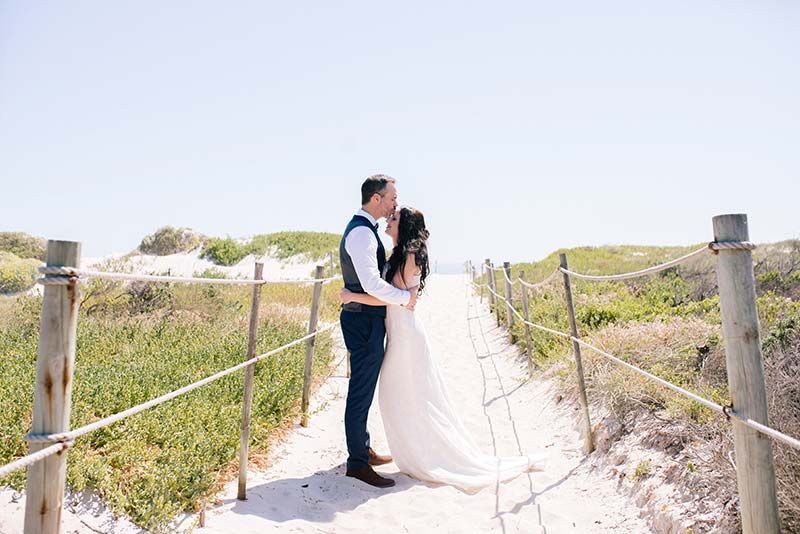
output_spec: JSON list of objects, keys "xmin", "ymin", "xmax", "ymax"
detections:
[{"xmin": 385, "ymin": 207, "xmax": 430, "ymax": 293}]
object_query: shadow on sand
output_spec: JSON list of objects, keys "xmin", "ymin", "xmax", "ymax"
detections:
[{"xmin": 222, "ymin": 463, "xmax": 429, "ymax": 523}]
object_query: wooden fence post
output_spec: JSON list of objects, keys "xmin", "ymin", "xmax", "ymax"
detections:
[
  {"xmin": 237, "ymin": 262, "xmax": 263, "ymax": 501},
  {"xmin": 713, "ymin": 213, "xmax": 780, "ymax": 533},
  {"xmin": 301, "ymin": 265, "xmax": 325, "ymax": 427},
  {"xmin": 519, "ymin": 271, "xmax": 534, "ymax": 376},
  {"xmin": 503, "ymin": 262, "xmax": 514, "ymax": 338},
  {"xmin": 489, "ymin": 263, "xmax": 500, "ymax": 327},
  {"xmin": 24, "ymin": 240, "xmax": 81, "ymax": 534},
  {"xmin": 484, "ymin": 259, "xmax": 493, "ymax": 308},
  {"xmin": 559, "ymin": 253, "xmax": 594, "ymax": 454}
]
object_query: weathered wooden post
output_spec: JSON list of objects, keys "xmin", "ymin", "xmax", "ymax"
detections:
[
  {"xmin": 489, "ymin": 263, "xmax": 500, "ymax": 327},
  {"xmin": 519, "ymin": 271, "xmax": 534, "ymax": 376},
  {"xmin": 24, "ymin": 240, "xmax": 81, "ymax": 534},
  {"xmin": 484, "ymin": 259, "xmax": 493, "ymax": 308},
  {"xmin": 301, "ymin": 265, "xmax": 325, "ymax": 427},
  {"xmin": 560, "ymin": 253, "xmax": 594, "ymax": 454},
  {"xmin": 346, "ymin": 352, "xmax": 351, "ymax": 378},
  {"xmin": 713, "ymin": 213, "xmax": 780, "ymax": 533},
  {"xmin": 237, "ymin": 262, "xmax": 264, "ymax": 501},
  {"xmin": 503, "ymin": 262, "xmax": 514, "ymax": 338}
]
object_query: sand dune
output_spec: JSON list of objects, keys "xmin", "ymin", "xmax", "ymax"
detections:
[{"xmin": 82, "ymin": 248, "xmax": 321, "ymax": 281}]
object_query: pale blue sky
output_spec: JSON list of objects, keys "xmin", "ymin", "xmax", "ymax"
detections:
[{"xmin": 2, "ymin": 1, "xmax": 798, "ymax": 268}]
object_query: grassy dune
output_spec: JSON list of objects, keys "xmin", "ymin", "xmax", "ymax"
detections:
[
  {"xmin": 0, "ymin": 253, "xmax": 343, "ymax": 531},
  {"xmin": 482, "ymin": 241, "xmax": 800, "ymax": 530},
  {"xmin": 201, "ymin": 232, "xmax": 340, "ymax": 266}
]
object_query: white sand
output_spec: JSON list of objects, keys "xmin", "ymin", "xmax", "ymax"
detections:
[
  {"xmin": 0, "ymin": 488, "xmax": 145, "ymax": 534},
  {"xmin": 82, "ymin": 248, "xmax": 320, "ymax": 281},
  {"xmin": 197, "ymin": 274, "xmax": 651, "ymax": 534}
]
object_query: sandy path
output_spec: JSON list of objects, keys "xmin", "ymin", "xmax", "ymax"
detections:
[{"xmin": 198, "ymin": 274, "xmax": 650, "ymax": 534}]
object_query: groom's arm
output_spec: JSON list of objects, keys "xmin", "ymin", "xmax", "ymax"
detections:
[
  {"xmin": 345, "ymin": 227, "xmax": 411, "ymax": 306},
  {"xmin": 344, "ymin": 291, "xmax": 400, "ymax": 307}
]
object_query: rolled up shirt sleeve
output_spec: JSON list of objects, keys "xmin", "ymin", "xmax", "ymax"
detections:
[{"xmin": 345, "ymin": 226, "xmax": 411, "ymax": 306}]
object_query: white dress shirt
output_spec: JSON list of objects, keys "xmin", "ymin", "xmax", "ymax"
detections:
[{"xmin": 344, "ymin": 209, "xmax": 411, "ymax": 306}]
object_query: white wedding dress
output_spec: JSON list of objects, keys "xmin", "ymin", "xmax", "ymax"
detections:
[{"xmin": 378, "ymin": 272, "xmax": 546, "ymax": 491}]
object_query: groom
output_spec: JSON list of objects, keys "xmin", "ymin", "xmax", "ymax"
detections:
[{"xmin": 339, "ymin": 174, "xmax": 418, "ymax": 488}]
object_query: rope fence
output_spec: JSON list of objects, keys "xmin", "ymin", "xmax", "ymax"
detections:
[
  {"xmin": 1, "ymin": 241, "xmax": 344, "ymax": 533},
  {"xmin": 518, "ymin": 268, "xmax": 560, "ymax": 290},
  {"xmin": 0, "ymin": 443, "xmax": 71, "ymax": 480},
  {"xmin": 483, "ymin": 284, "xmax": 570, "ymax": 339},
  {"xmin": 478, "ymin": 281, "xmax": 800, "ymax": 452},
  {"xmin": 472, "ymin": 248, "xmax": 800, "ymax": 451},
  {"xmin": 23, "ymin": 323, "xmax": 337, "ymax": 447},
  {"xmin": 469, "ymin": 214, "xmax": 797, "ymax": 533},
  {"xmin": 37, "ymin": 266, "xmax": 342, "ymax": 286},
  {"xmin": 489, "ymin": 241, "xmax": 758, "ymax": 287},
  {"xmin": 557, "ymin": 245, "xmax": 709, "ymax": 281}
]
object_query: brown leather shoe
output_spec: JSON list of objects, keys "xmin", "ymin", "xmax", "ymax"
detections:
[
  {"xmin": 345, "ymin": 465, "xmax": 396, "ymax": 488},
  {"xmin": 367, "ymin": 448, "xmax": 393, "ymax": 466}
]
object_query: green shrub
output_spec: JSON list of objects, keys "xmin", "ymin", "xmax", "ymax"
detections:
[
  {"xmin": 0, "ymin": 232, "xmax": 46, "ymax": 260},
  {"xmin": 138, "ymin": 227, "xmax": 204, "ymax": 256},
  {"xmin": 249, "ymin": 232, "xmax": 339, "ymax": 260},
  {"xmin": 201, "ymin": 237, "xmax": 249, "ymax": 266},
  {"xmin": 0, "ymin": 253, "xmax": 40, "ymax": 294},
  {"xmin": 633, "ymin": 459, "xmax": 651, "ymax": 481},
  {"xmin": 577, "ymin": 305, "xmax": 619, "ymax": 329}
]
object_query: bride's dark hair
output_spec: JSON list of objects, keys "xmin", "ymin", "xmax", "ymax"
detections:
[{"xmin": 385, "ymin": 207, "xmax": 430, "ymax": 293}]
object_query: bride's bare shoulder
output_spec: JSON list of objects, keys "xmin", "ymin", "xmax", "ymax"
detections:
[{"xmin": 389, "ymin": 252, "xmax": 421, "ymax": 288}]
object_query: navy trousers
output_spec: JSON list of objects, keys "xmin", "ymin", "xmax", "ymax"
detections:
[{"xmin": 340, "ymin": 309, "xmax": 386, "ymax": 471}]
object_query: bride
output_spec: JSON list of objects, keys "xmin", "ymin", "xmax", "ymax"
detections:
[{"xmin": 340, "ymin": 207, "xmax": 546, "ymax": 491}]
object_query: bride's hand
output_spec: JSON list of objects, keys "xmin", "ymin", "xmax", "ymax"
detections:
[{"xmin": 340, "ymin": 288, "xmax": 354, "ymax": 304}]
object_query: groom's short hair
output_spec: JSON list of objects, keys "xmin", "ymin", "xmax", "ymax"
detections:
[{"xmin": 361, "ymin": 174, "xmax": 396, "ymax": 205}]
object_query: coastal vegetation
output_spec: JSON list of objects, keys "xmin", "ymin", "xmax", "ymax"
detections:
[
  {"xmin": 0, "ymin": 233, "xmax": 342, "ymax": 531},
  {"xmin": 483, "ymin": 240, "xmax": 800, "ymax": 530},
  {"xmin": 201, "ymin": 231, "xmax": 339, "ymax": 266}
]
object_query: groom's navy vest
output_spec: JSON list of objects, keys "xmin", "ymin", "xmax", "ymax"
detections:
[{"xmin": 340, "ymin": 215, "xmax": 387, "ymax": 317}]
